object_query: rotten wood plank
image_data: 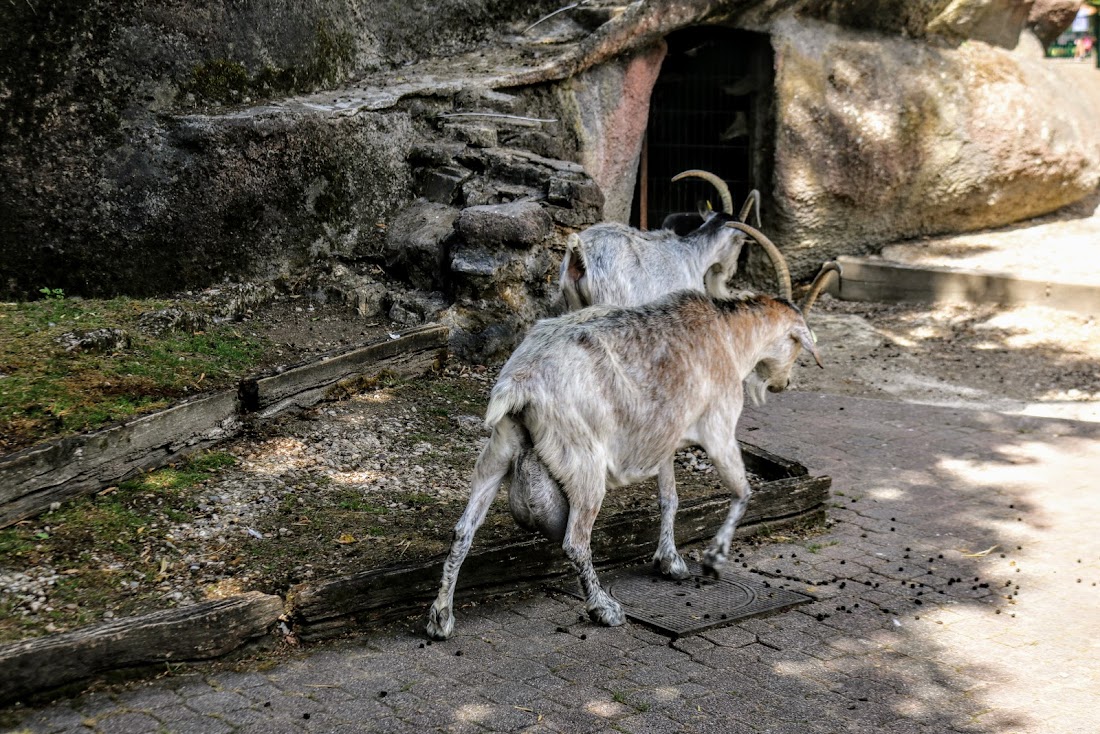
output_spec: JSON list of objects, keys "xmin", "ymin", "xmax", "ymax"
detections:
[
  {"xmin": 0, "ymin": 592, "xmax": 283, "ymax": 706},
  {"xmin": 289, "ymin": 454, "xmax": 831, "ymax": 639},
  {"xmin": 0, "ymin": 391, "xmax": 241, "ymax": 528},
  {"xmin": 245, "ymin": 324, "xmax": 448, "ymax": 416},
  {"xmin": 0, "ymin": 325, "xmax": 449, "ymax": 528}
]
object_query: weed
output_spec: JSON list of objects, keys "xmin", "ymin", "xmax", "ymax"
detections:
[
  {"xmin": 38, "ymin": 287, "xmax": 65, "ymax": 301},
  {"xmin": 120, "ymin": 452, "xmax": 237, "ymax": 494},
  {"xmin": 804, "ymin": 540, "xmax": 839, "ymax": 554},
  {"xmin": 336, "ymin": 497, "xmax": 388, "ymax": 515}
]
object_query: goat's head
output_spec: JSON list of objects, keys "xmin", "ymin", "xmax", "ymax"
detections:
[{"xmin": 744, "ymin": 303, "xmax": 822, "ymax": 406}]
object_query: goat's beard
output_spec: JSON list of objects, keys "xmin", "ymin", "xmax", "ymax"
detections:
[{"xmin": 744, "ymin": 373, "xmax": 769, "ymax": 407}]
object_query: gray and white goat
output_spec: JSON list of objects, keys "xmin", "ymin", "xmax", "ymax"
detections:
[
  {"xmin": 509, "ymin": 173, "xmax": 795, "ymax": 545},
  {"xmin": 426, "ymin": 288, "xmax": 825, "ymax": 640},
  {"xmin": 559, "ymin": 170, "xmax": 791, "ymax": 310}
]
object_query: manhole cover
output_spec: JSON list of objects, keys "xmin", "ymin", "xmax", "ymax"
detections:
[{"xmin": 558, "ymin": 562, "xmax": 813, "ymax": 637}]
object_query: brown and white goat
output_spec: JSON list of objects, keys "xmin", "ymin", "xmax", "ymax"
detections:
[{"xmin": 426, "ymin": 290, "xmax": 823, "ymax": 640}]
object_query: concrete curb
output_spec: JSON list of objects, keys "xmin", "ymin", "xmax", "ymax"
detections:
[
  {"xmin": 0, "ymin": 325, "xmax": 449, "ymax": 528},
  {"xmin": 827, "ymin": 255, "xmax": 1100, "ymax": 315}
]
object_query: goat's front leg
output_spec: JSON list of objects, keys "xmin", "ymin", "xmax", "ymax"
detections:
[
  {"xmin": 701, "ymin": 445, "xmax": 753, "ymax": 579},
  {"xmin": 561, "ymin": 476, "xmax": 624, "ymax": 627},
  {"xmin": 652, "ymin": 459, "xmax": 690, "ymax": 580},
  {"xmin": 427, "ymin": 422, "xmax": 516, "ymax": 640}
]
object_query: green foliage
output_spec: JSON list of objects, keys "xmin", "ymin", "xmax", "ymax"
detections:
[
  {"xmin": 183, "ymin": 59, "xmax": 251, "ymax": 104},
  {"xmin": 38, "ymin": 287, "xmax": 65, "ymax": 301},
  {"xmin": 119, "ymin": 451, "xmax": 238, "ymax": 494}
]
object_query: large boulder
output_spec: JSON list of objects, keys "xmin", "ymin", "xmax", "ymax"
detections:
[
  {"xmin": 767, "ymin": 15, "xmax": 1100, "ymax": 276},
  {"xmin": 1, "ymin": 105, "xmax": 415, "ymax": 296},
  {"xmin": 788, "ymin": 0, "xmax": 1056, "ymax": 49},
  {"xmin": 1028, "ymin": 0, "xmax": 1085, "ymax": 47}
]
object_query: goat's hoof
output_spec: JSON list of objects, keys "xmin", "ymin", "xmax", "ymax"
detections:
[
  {"xmin": 655, "ymin": 554, "xmax": 691, "ymax": 580},
  {"xmin": 426, "ymin": 603, "xmax": 455, "ymax": 641},
  {"xmin": 701, "ymin": 550, "xmax": 726, "ymax": 579},
  {"xmin": 588, "ymin": 598, "xmax": 626, "ymax": 627}
]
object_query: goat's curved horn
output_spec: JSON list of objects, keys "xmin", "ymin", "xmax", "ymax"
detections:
[
  {"xmin": 738, "ymin": 189, "xmax": 761, "ymax": 227},
  {"xmin": 800, "ymin": 261, "xmax": 842, "ymax": 317},
  {"xmin": 723, "ymin": 221, "xmax": 792, "ymax": 302},
  {"xmin": 672, "ymin": 170, "xmax": 733, "ymax": 215}
]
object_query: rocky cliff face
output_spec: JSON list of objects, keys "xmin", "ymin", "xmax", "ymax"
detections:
[
  {"xmin": 0, "ymin": 0, "xmax": 564, "ymax": 299},
  {"xmin": 1, "ymin": 0, "xmax": 1092, "ymax": 362},
  {"xmin": 767, "ymin": 14, "xmax": 1100, "ymax": 274}
]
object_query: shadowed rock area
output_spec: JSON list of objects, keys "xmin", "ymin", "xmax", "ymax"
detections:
[{"xmin": 1, "ymin": 0, "xmax": 1094, "ymax": 361}]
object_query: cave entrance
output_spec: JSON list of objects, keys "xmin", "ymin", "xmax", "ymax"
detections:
[{"xmin": 631, "ymin": 27, "xmax": 775, "ymax": 231}]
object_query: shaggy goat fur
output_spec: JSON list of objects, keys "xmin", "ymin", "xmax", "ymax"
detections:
[{"xmin": 427, "ymin": 292, "xmax": 820, "ymax": 639}]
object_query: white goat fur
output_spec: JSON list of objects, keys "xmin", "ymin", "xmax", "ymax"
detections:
[
  {"xmin": 427, "ymin": 291, "xmax": 820, "ymax": 640},
  {"xmin": 559, "ymin": 215, "xmax": 749, "ymax": 311}
]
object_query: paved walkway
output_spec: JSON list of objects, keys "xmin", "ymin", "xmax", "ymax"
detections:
[{"xmin": 6, "ymin": 391, "xmax": 1100, "ymax": 734}]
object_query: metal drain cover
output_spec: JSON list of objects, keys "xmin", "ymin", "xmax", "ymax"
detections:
[{"xmin": 559, "ymin": 562, "xmax": 813, "ymax": 637}]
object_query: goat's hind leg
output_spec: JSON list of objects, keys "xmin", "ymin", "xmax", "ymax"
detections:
[
  {"xmin": 652, "ymin": 459, "xmax": 690, "ymax": 580},
  {"xmin": 561, "ymin": 473, "xmax": 625, "ymax": 627},
  {"xmin": 427, "ymin": 417, "xmax": 520, "ymax": 640}
]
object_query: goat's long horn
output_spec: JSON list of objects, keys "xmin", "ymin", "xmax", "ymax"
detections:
[
  {"xmin": 800, "ymin": 261, "xmax": 842, "ymax": 317},
  {"xmin": 723, "ymin": 221, "xmax": 792, "ymax": 302},
  {"xmin": 672, "ymin": 170, "xmax": 733, "ymax": 215},
  {"xmin": 738, "ymin": 189, "xmax": 761, "ymax": 227}
]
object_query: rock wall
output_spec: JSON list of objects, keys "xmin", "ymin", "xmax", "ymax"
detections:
[
  {"xmin": 1, "ymin": 0, "xmax": 1093, "ymax": 361},
  {"xmin": 0, "ymin": 0, "xmax": 562, "ymax": 298},
  {"xmin": 767, "ymin": 14, "xmax": 1100, "ymax": 275},
  {"xmin": 559, "ymin": 42, "xmax": 669, "ymax": 223}
]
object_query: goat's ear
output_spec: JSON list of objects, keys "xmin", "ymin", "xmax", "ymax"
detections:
[{"xmin": 794, "ymin": 325, "xmax": 823, "ymax": 368}]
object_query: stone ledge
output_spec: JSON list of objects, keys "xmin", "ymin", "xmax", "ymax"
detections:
[{"xmin": 827, "ymin": 256, "xmax": 1100, "ymax": 315}]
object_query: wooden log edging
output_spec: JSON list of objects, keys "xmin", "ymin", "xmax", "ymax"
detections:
[
  {"xmin": 0, "ymin": 443, "xmax": 829, "ymax": 706},
  {"xmin": 288, "ymin": 445, "xmax": 832, "ymax": 641},
  {"xmin": 0, "ymin": 592, "xmax": 284, "ymax": 706},
  {"xmin": 0, "ymin": 324, "xmax": 450, "ymax": 529}
]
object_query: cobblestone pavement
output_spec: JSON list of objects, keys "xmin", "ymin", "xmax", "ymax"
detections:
[{"xmin": 6, "ymin": 391, "xmax": 1100, "ymax": 734}]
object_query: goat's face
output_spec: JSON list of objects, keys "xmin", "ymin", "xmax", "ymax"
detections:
[{"xmin": 745, "ymin": 319, "xmax": 821, "ymax": 405}]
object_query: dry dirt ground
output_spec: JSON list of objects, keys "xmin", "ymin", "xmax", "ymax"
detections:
[
  {"xmin": 800, "ymin": 295, "xmax": 1100, "ymax": 422},
  {"xmin": 801, "ymin": 190, "xmax": 1100, "ymax": 422}
]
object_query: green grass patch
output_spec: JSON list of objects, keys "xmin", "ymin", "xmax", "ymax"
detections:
[
  {"xmin": 0, "ymin": 297, "xmax": 269, "ymax": 453},
  {"xmin": 119, "ymin": 451, "xmax": 238, "ymax": 495}
]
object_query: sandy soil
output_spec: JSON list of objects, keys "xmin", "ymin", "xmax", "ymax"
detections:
[{"xmin": 800, "ymin": 193, "xmax": 1100, "ymax": 422}]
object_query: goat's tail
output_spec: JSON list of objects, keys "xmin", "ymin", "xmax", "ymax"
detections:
[{"xmin": 559, "ymin": 233, "xmax": 591, "ymax": 310}]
